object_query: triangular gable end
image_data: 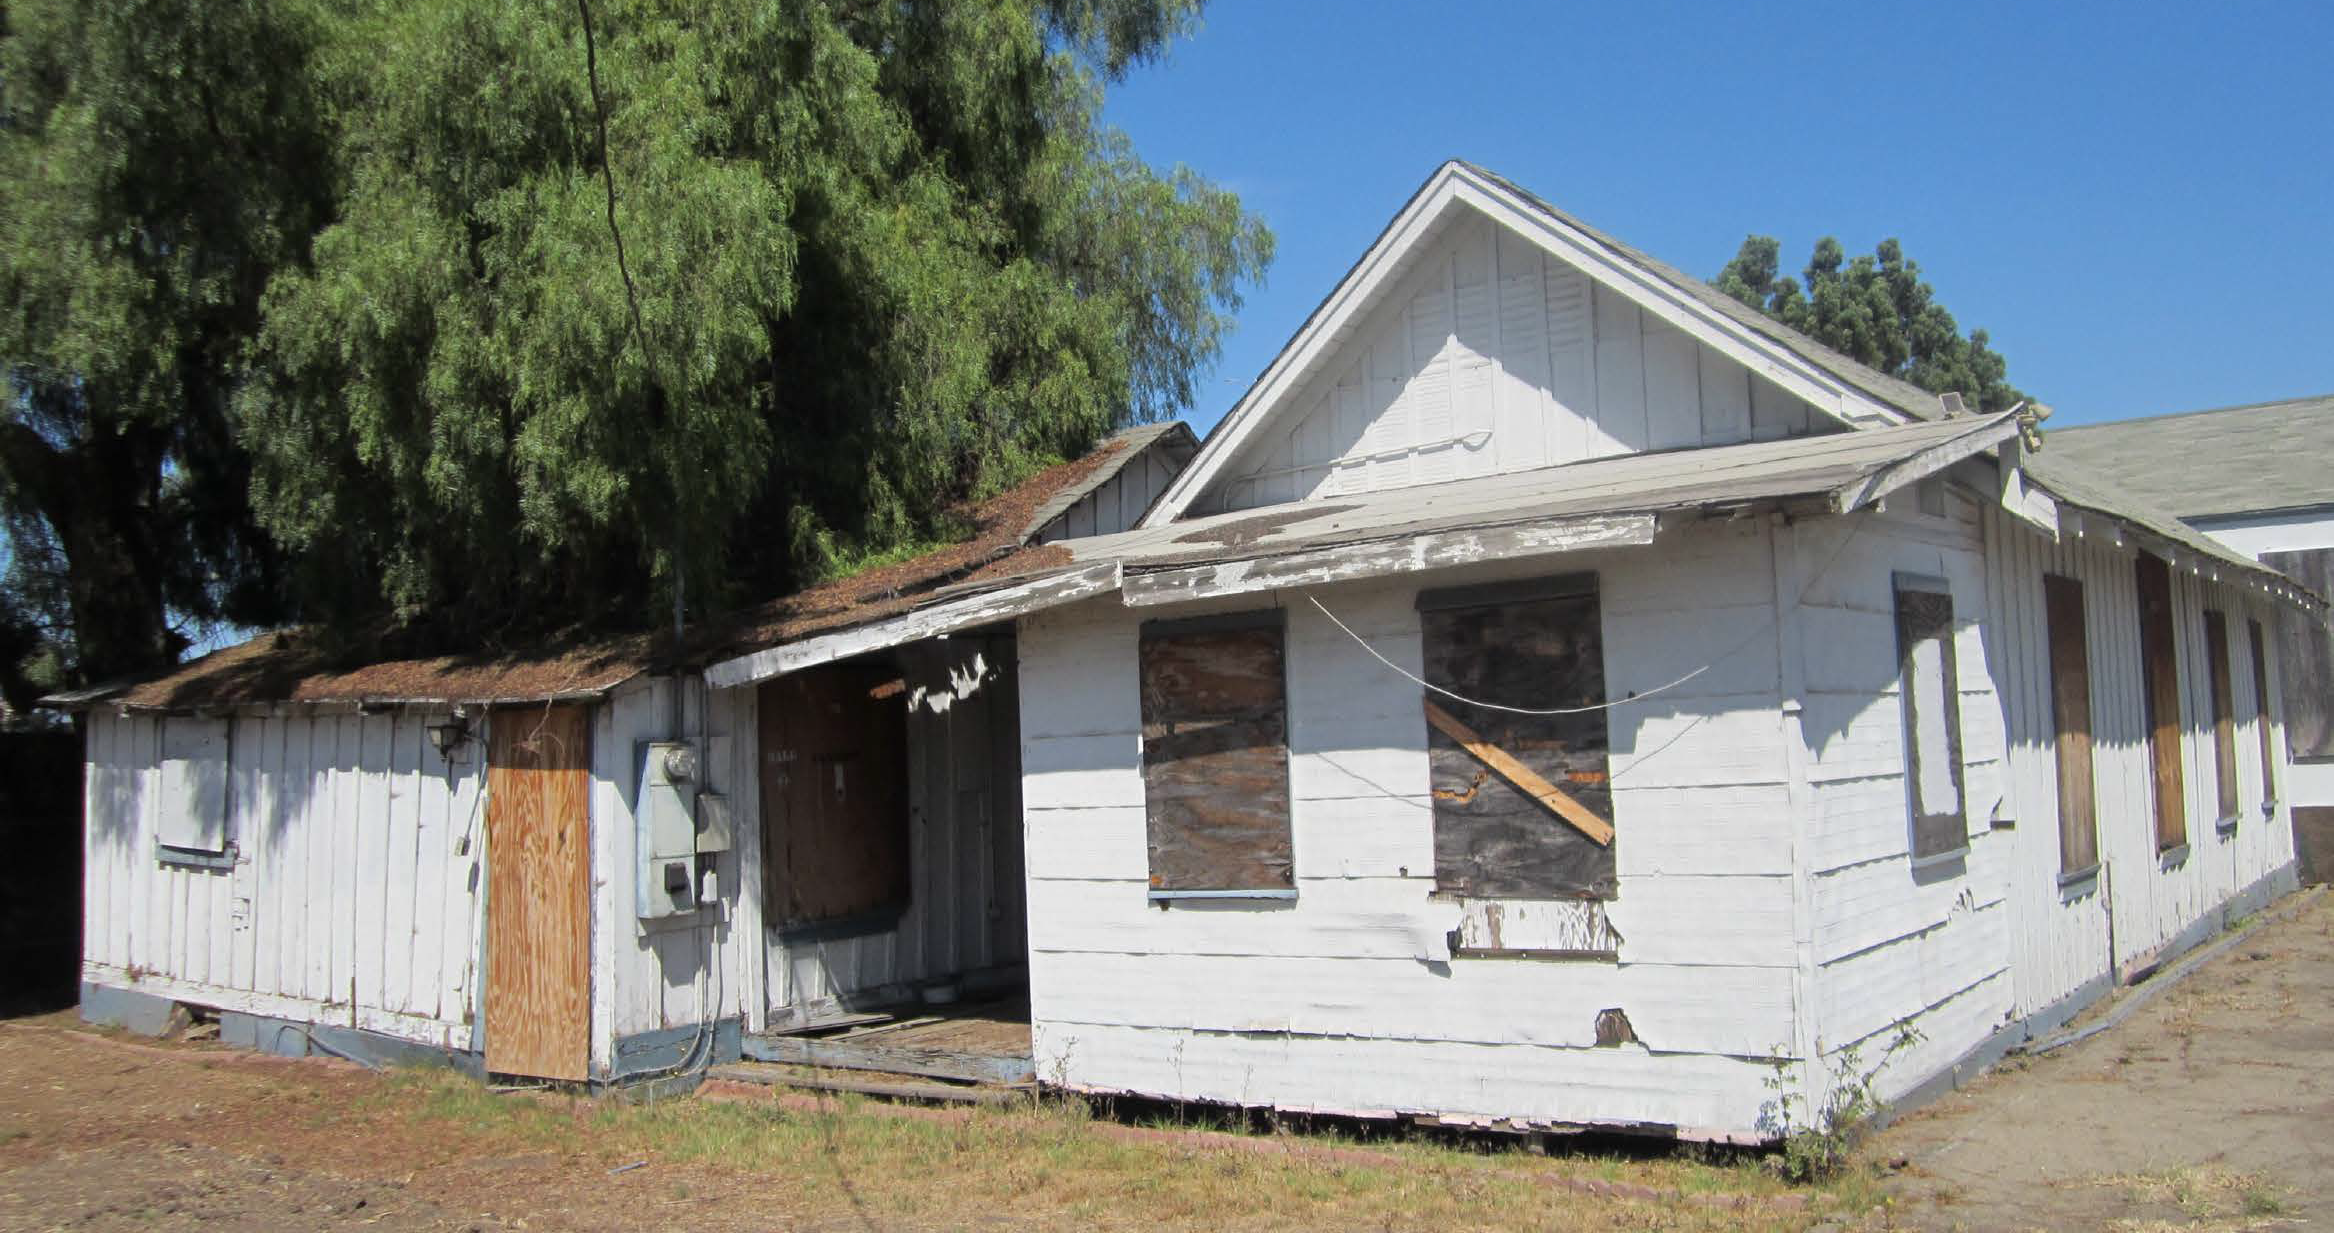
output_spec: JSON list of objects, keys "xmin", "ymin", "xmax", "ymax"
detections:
[{"xmin": 1145, "ymin": 162, "xmax": 1934, "ymax": 525}]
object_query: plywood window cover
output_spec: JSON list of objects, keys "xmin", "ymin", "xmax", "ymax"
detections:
[
  {"xmin": 156, "ymin": 717, "xmax": 232, "ymax": 861},
  {"xmin": 2135, "ymin": 552, "xmax": 2187, "ymax": 852},
  {"xmin": 1420, "ymin": 579, "xmax": 1616, "ymax": 902},
  {"xmin": 2202, "ymin": 609, "xmax": 2241, "ymax": 830},
  {"xmin": 1894, "ymin": 573, "xmax": 1967, "ymax": 863},
  {"xmin": 2042, "ymin": 574, "xmax": 2098, "ymax": 879},
  {"xmin": 1138, "ymin": 609, "xmax": 1296, "ymax": 899},
  {"xmin": 2248, "ymin": 618, "xmax": 2277, "ymax": 812}
]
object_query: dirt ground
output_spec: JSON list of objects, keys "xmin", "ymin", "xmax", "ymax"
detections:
[
  {"xmin": 2, "ymin": 891, "xmax": 2325, "ymax": 1231},
  {"xmin": 1870, "ymin": 887, "xmax": 2333, "ymax": 1231}
]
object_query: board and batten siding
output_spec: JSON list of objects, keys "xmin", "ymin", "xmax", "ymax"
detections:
[
  {"xmin": 592, "ymin": 676, "xmax": 758, "ymax": 1071},
  {"xmin": 1016, "ymin": 519, "xmax": 1799, "ymax": 1136},
  {"xmin": 1036, "ymin": 444, "xmax": 1187, "ymax": 543},
  {"xmin": 1201, "ymin": 212, "xmax": 1830, "ymax": 515},
  {"xmin": 82, "ymin": 707, "xmax": 485, "ymax": 1050},
  {"xmin": 1978, "ymin": 502, "xmax": 2300, "ymax": 1032}
]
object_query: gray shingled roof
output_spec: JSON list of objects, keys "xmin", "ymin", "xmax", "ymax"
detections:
[
  {"xmin": 1459, "ymin": 162, "xmax": 1948, "ymax": 424},
  {"xmin": 2043, "ymin": 394, "xmax": 2334, "ymax": 520}
]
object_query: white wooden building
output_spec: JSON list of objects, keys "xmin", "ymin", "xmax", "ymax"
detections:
[
  {"xmin": 65, "ymin": 164, "xmax": 2323, "ymax": 1141},
  {"xmin": 2049, "ymin": 395, "xmax": 2334, "ymax": 882}
]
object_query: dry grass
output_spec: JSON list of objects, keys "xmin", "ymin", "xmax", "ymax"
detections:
[
  {"xmin": 2088, "ymin": 1163, "xmax": 2299, "ymax": 1231},
  {"xmin": 376, "ymin": 1067, "xmax": 1824, "ymax": 1231}
]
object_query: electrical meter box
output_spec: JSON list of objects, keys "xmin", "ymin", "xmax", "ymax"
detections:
[{"xmin": 636, "ymin": 741, "xmax": 700, "ymax": 919}]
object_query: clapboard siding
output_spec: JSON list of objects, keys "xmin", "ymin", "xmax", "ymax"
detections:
[
  {"xmin": 1203, "ymin": 213, "xmax": 1839, "ymax": 514},
  {"xmin": 1015, "ymin": 519, "xmax": 1796, "ymax": 1133},
  {"xmin": 82, "ymin": 707, "xmax": 484, "ymax": 1050},
  {"xmin": 1791, "ymin": 490, "xmax": 2019, "ymax": 1083}
]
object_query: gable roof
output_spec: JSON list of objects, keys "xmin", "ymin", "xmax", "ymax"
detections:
[
  {"xmin": 2042, "ymin": 394, "xmax": 2334, "ymax": 520},
  {"xmin": 48, "ymin": 426, "xmax": 1179, "ymax": 713},
  {"xmin": 1139, "ymin": 160, "xmax": 1950, "ymax": 529}
]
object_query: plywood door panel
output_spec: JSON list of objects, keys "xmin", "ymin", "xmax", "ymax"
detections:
[
  {"xmin": 2044, "ymin": 574, "xmax": 2097, "ymax": 873},
  {"xmin": 485, "ymin": 705, "xmax": 592, "ymax": 1080}
]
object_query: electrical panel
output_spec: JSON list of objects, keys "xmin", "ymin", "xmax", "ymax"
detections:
[{"xmin": 636, "ymin": 741, "xmax": 700, "ymax": 919}]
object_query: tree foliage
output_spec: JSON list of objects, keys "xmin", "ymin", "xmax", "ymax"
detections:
[
  {"xmin": 0, "ymin": 0, "xmax": 333, "ymax": 705},
  {"xmin": 238, "ymin": 0, "xmax": 1269, "ymax": 642},
  {"xmin": 1715, "ymin": 235, "xmax": 2027, "ymax": 415}
]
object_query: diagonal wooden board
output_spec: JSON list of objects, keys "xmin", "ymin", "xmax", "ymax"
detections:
[{"xmin": 1421, "ymin": 700, "xmax": 1614, "ymax": 846}]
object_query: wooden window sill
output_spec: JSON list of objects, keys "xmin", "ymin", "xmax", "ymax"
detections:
[
  {"xmin": 157, "ymin": 843, "xmax": 235, "ymax": 871},
  {"xmin": 2057, "ymin": 862, "xmax": 2102, "ymax": 890},
  {"xmin": 1450, "ymin": 947, "xmax": 1618, "ymax": 963},
  {"xmin": 1909, "ymin": 844, "xmax": 1970, "ymax": 872},
  {"xmin": 1147, "ymin": 888, "xmax": 1297, "ymax": 904},
  {"xmin": 2215, "ymin": 814, "xmax": 2242, "ymax": 837},
  {"xmin": 2159, "ymin": 843, "xmax": 2191, "ymax": 867}
]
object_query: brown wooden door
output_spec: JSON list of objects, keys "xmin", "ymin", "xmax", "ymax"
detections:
[
  {"xmin": 760, "ymin": 666, "xmax": 910, "ymax": 930},
  {"xmin": 485, "ymin": 705, "xmax": 593, "ymax": 1080}
]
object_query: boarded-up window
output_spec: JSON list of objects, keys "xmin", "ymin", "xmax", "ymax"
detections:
[
  {"xmin": 2203, "ymin": 609, "xmax": 2240, "ymax": 824},
  {"xmin": 2044, "ymin": 575, "xmax": 2097, "ymax": 874},
  {"xmin": 760, "ymin": 664, "xmax": 912, "ymax": 930},
  {"xmin": 1138, "ymin": 612, "xmax": 1294, "ymax": 895},
  {"xmin": 2261, "ymin": 548, "xmax": 2334, "ymax": 759},
  {"xmin": 2135, "ymin": 552, "xmax": 2187, "ymax": 851},
  {"xmin": 157, "ymin": 718, "xmax": 230, "ymax": 856},
  {"xmin": 1896, "ymin": 574, "xmax": 1965, "ymax": 860},
  {"xmin": 1419, "ymin": 575, "xmax": 1615, "ymax": 900},
  {"xmin": 2250, "ymin": 618, "xmax": 2278, "ymax": 805}
]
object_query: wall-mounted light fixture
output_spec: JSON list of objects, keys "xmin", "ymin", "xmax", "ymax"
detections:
[{"xmin": 426, "ymin": 710, "xmax": 472, "ymax": 759}]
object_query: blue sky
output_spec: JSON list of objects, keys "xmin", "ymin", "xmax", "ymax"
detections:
[{"xmin": 1104, "ymin": 2, "xmax": 2333, "ymax": 435}]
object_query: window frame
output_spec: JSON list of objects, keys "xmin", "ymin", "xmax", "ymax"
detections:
[
  {"xmin": 1137, "ymin": 608, "xmax": 1297, "ymax": 901},
  {"xmin": 1894, "ymin": 572, "xmax": 1968, "ymax": 864}
]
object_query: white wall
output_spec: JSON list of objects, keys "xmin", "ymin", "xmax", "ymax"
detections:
[
  {"xmin": 83, "ymin": 707, "xmax": 485, "ymax": 1051},
  {"xmin": 593, "ymin": 676, "xmax": 758, "ymax": 1072},
  {"xmin": 1016, "ymin": 519, "xmax": 1801, "ymax": 1138},
  {"xmin": 1201, "ymin": 212, "xmax": 1832, "ymax": 515},
  {"xmin": 1805, "ymin": 488, "xmax": 2304, "ymax": 1106},
  {"xmin": 2192, "ymin": 508, "xmax": 2334, "ymax": 808}
]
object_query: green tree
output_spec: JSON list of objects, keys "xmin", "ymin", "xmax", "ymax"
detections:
[
  {"xmin": 0, "ymin": 0, "xmax": 334, "ymax": 706},
  {"xmin": 240, "ymin": 0, "xmax": 1269, "ymax": 643},
  {"xmin": 1715, "ymin": 235, "xmax": 2027, "ymax": 415}
]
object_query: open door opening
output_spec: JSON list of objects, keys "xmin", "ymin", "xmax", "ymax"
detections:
[{"xmin": 745, "ymin": 633, "xmax": 1030, "ymax": 1085}]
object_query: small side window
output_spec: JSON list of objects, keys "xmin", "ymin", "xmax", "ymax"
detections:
[
  {"xmin": 1139, "ymin": 612, "xmax": 1294, "ymax": 897},
  {"xmin": 158, "ymin": 718, "xmax": 231, "ymax": 863},
  {"xmin": 1895, "ymin": 574, "xmax": 1966, "ymax": 861}
]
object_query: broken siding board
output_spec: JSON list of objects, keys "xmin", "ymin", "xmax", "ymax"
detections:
[
  {"xmin": 1030, "ymin": 950, "xmax": 1793, "ymax": 1056},
  {"xmin": 1032, "ymin": 1019, "xmax": 1779, "ymax": 1135}
]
